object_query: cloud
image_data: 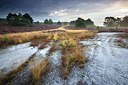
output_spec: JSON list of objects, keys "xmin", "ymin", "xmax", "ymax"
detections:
[
  {"xmin": 0, "ymin": 0, "xmax": 128, "ymax": 25},
  {"xmin": 49, "ymin": 9, "xmax": 68, "ymax": 17}
]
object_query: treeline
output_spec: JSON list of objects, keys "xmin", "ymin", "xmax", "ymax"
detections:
[
  {"xmin": 4, "ymin": 12, "xmax": 95, "ymax": 27},
  {"xmin": 70, "ymin": 17, "xmax": 94, "ymax": 27},
  {"xmin": 44, "ymin": 19, "xmax": 53, "ymax": 24},
  {"xmin": 104, "ymin": 15, "xmax": 128, "ymax": 27},
  {"xmin": 6, "ymin": 13, "xmax": 33, "ymax": 26},
  {"xmin": 44, "ymin": 19, "xmax": 66, "ymax": 25}
]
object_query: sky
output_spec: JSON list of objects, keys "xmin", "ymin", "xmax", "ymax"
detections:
[{"xmin": 0, "ymin": 0, "xmax": 128, "ymax": 26}]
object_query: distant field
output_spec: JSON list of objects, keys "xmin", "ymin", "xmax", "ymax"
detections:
[
  {"xmin": 66, "ymin": 26, "xmax": 128, "ymax": 33},
  {"xmin": 98, "ymin": 27, "xmax": 128, "ymax": 33},
  {"xmin": 0, "ymin": 24, "xmax": 60, "ymax": 34},
  {"xmin": 65, "ymin": 26, "xmax": 96, "ymax": 30}
]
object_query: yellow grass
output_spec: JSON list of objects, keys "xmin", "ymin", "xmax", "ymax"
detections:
[
  {"xmin": 32, "ymin": 58, "xmax": 49, "ymax": 81},
  {"xmin": 53, "ymin": 33, "xmax": 59, "ymax": 41},
  {"xmin": 0, "ymin": 31, "xmax": 53, "ymax": 46},
  {"xmin": 0, "ymin": 26, "xmax": 96, "ymax": 82},
  {"xmin": 59, "ymin": 29, "xmax": 93, "ymax": 79}
]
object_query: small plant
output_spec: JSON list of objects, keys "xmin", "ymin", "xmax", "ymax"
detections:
[
  {"xmin": 62, "ymin": 53, "xmax": 75, "ymax": 79},
  {"xmin": 60, "ymin": 40, "xmax": 68, "ymax": 47},
  {"xmin": 53, "ymin": 33, "xmax": 59, "ymax": 41},
  {"xmin": 72, "ymin": 47, "xmax": 86, "ymax": 68},
  {"xmin": 68, "ymin": 38, "xmax": 77, "ymax": 47}
]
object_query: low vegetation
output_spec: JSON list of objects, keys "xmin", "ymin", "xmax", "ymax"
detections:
[
  {"xmin": 104, "ymin": 16, "xmax": 128, "ymax": 27},
  {"xmin": 115, "ymin": 34, "xmax": 128, "ymax": 48},
  {"xmin": 30, "ymin": 57, "xmax": 49, "ymax": 85},
  {"xmin": 38, "ymin": 40, "xmax": 50, "ymax": 49},
  {"xmin": 0, "ymin": 26, "xmax": 96, "ymax": 84},
  {"xmin": 117, "ymin": 33, "xmax": 128, "ymax": 39},
  {"xmin": 42, "ymin": 28, "xmax": 95, "ymax": 79},
  {"xmin": 0, "ymin": 31, "xmax": 49, "ymax": 47},
  {"xmin": 70, "ymin": 17, "xmax": 94, "ymax": 28}
]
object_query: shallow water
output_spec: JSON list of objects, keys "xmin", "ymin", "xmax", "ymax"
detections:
[
  {"xmin": 0, "ymin": 33, "xmax": 128, "ymax": 85},
  {"xmin": 42, "ymin": 50, "xmax": 63, "ymax": 85},
  {"xmin": 0, "ymin": 43, "xmax": 38, "ymax": 75},
  {"xmin": 76, "ymin": 32, "xmax": 128, "ymax": 85},
  {"xmin": 42, "ymin": 33, "xmax": 128, "ymax": 85}
]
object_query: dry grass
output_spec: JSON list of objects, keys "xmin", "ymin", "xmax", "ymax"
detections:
[
  {"xmin": 38, "ymin": 40, "xmax": 50, "ymax": 49},
  {"xmin": 0, "ymin": 31, "xmax": 48, "ymax": 46},
  {"xmin": 0, "ymin": 26, "xmax": 95, "ymax": 82},
  {"xmin": 62, "ymin": 46, "xmax": 86, "ymax": 79},
  {"xmin": 72, "ymin": 47, "xmax": 86, "ymax": 67},
  {"xmin": 62, "ymin": 53, "xmax": 75, "ymax": 79},
  {"xmin": 30, "ymin": 57, "xmax": 49, "ymax": 84},
  {"xmin": 117, "ymin": 33, "xmax": 128, "ymax": 39},
  {"xmin": 60, "ymin": 31, "xmax": 90, "ymax": 79},
  {"xmin": 53, "ymin": 33, "xmax": 59, "ymax": 41},
  {"xmin": 49, "ymin": 43, "xmax": 58, "ymax": 53},
  {"xmin": 0, "ymin": 30, "xmax": 55, "ymax": 47},
  {"xmin": 67, "ymin": 31, "xmax": 95, "ymax": 40},
  {"xmin": 0, "ymin": 26, "xmax": 95, "ymax": 47}
]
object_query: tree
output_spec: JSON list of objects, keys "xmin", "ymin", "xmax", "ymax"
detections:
[
  {"xmin": 85, "ymin": 18, "xmax": 94, "ymax": 27},
  {"xmin": 120, "ymin": 16, "xmax": 128, "ymax": 27},
  {"xmin": 70, "ymin": 21, "xmax": 75, "ymax": 26},
  {"xmin": 23, "ymin": 13, "xmax": 33, "ymax": 23},
  {"xmin": 22, "ymin": 13, "xmax": 33, "ymax": 26},
  {"xmin": 44, "ymin": 19, "xmax": 49, "ymax": 24},
  {"xmin": 49, "ymin": 19, "xmax": 53, "ymax": 24},
  {"xmin": 63, "ymin": 22, "xmax": 68, "ymax": 25},
  {"xmin": 103, "ymin": 17, "xmax": 116, "ymax": 27},
  {"xmin": 35, "ymin": 21, "xmax": 40, "ymax": 24},
  {"xmin": 6, "ymin": 13, "xmax": 14, "ymax": 25},
  {"xmin": 6, "ymin": 13, "xmax": 33, "ymax": 26},
  {"xmin": 57, "ymin": 21, "xmax": 62, "ymax": 25},
  {"xmin": 115, "ymin": 17, "xmax": 121, "ymax": 29},
  {"xmin": 75, "ymin": 17, "xmax": 86, "ymax": 27}
]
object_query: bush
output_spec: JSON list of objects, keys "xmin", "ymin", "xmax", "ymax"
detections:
[{"xmin": 53, "ymin": 34, "xmax": 59, "ymax": 41}]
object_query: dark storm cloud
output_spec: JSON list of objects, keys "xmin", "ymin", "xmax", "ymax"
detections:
[{"xmin": 0, "ymin": 0, "xmax": 113, "ymax": 15}]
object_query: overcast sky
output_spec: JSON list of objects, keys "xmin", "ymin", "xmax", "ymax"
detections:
[{"xmin": 0, "ymin": 0, "xmax": 128, "ymax": 26}]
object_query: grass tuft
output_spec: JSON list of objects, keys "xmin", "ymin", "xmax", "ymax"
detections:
[{"xmin": 30, "ymin": 58, "xmax": 49, "ymax": 84}]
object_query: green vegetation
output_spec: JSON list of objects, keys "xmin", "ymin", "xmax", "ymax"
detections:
[
  {"xmin": 70, "ymin": 17, "xmax": 94, "ymax": 27},
  {"xmin": 104, "ymin": 15, "xmax": 128, "ymax": 27},
  {"xmin": 75, "ymin": 18, "xmax": 86, "ymax": 27},
  {"xmin": 57, "ymin": 21, "xmax": 62, "ymax": 25},
  {"xmin": 120, "ymin": 16, "xmax": 128, "ymax": 27},
  {"xmin": 55, "ymin": 30, "xmax": 95, "ymax": 79},
  {"xmin": 44, "ymin": 19, "xmax": 53, "ymax": 24},
  {"xmin": 117, "ymin": 34, "xmax": 128, "ymax": 39},
  {"xmin": 6, "ymin": 13, "xmax": 33, "ymax": 26}
]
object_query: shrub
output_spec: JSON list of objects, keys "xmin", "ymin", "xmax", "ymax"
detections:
[
  {"xmin": 68, "ymin": 38, "xmax": 77, "ymax": 47},
  {"xmin": 53, "ymin": 33, "xmax": 59, "ymax": 41}
]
